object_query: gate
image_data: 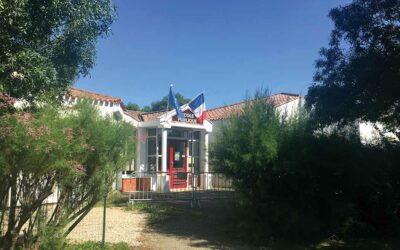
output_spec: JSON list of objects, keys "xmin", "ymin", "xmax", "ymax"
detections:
[
  {"xmin": 124, "ymin": 171, "xmax": 234, "ymax": 207},
  {"xmin": 169, "ymin": 141, "xmax": 188, "ymax": 189}
]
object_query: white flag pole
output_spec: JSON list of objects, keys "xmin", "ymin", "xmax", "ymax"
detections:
[{"xmin": 164, "ymin": 84, "xmax": 172, "ymax": 121}]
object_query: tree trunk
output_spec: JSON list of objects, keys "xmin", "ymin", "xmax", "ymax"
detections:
[
  {"xmin": 64, "ymin": 198, "xmax": 97, "ymax": 237},
  {"xmin": 4, "ymin": 175, "xmax": 18, "ymax": 250}
]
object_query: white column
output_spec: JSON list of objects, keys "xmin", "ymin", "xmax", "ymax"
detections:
[
  {"xmin": 135, "ymin": 129, "xmax": 141, "ymax": 172},
  {"xmin": 204, "ymin": 132, "xmax": 209, "ymax": 172},
  {"xmin": 161, "ymin": 129, "xmax": 168, "ymax": 172}
]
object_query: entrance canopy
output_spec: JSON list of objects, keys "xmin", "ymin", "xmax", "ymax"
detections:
[
  {"xmin": 124, "ymin": 105, "xmax": 212, "ymax": 187},
  {"xmin": 125, "ymin": 104, "xmax": 212, "ymax": 132}
]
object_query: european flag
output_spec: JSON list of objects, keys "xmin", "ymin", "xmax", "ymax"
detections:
[{"xmin": 168, "ymin": 85, "xmax": 184, "ymax": 119}]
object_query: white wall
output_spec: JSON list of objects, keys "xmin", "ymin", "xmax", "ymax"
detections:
[
  {"xmin": 208, "ymin": 98, "xmax": 304, "ymax": 146},
  {"xmin": 276, "ymin": 98, "xmax": 304, "ymax": 119},
  {"xmin": 63, "ymin": 97, "xmax": 124, "ymax": 119}
]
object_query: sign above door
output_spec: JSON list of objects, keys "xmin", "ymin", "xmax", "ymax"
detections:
[{"xmin": 172, "ymin": 109, "xmax": 200, "ymax": 124}]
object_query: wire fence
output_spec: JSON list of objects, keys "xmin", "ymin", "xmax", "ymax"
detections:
[{"xmin": 0, "ymin": 171, "xmax": 235, "ymax": 248}]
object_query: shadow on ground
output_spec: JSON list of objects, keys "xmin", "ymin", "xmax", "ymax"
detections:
[
  {"xmin": 139, "ymin": 199, "xmax": 256, "ymax": 250},
  {"xmin": 134, "ymin": 199, "xmax": 400, "ymax": 250}
]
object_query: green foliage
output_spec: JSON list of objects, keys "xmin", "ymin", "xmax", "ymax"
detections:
[
  {"xmin": 0, "ymin": 0, "xmax": 115, "ymax": 102},
  {"xmin": 125, "ymin": 93, "xmax": 190, "ymax": 112},
  {"xmin": 141, "ymin": 105, "xmax": 152, "ymax": 112},
  {"xmin": 125, "ymin": 102, "xmax": 140, "ymax": 111},
  {"xmin": 65, "ymin": 241, "xmax": 131, "ymax": 250},
  {"xmin": 212, "ymin": 91, "xmax": 400, "ymax": 242},
  {"xmin": 0, "ymin": 101, "xmax": 136, "ymax": 248},
  {"xmin": 148, "ymin": 92, "xmax": 190, "ymax": 112},
  {"xmin": 307, "ymin": 0, "xmax": 400, "ymax": 135},
  {"xmin": 126, "ymin": 202, "xmax": 183, "ymax": 225},
  {"xmin": 38, "ymin": 223, "xmax": 67, "ymax": 250},
  {"xmin": 105, "ymin": 190, "xmax": 128, "ymax": 207}
]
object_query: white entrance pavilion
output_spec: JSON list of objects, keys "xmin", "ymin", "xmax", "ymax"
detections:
[{"xmin": 122, "ymin": 105, "xmax": 213, "ymax": 192}]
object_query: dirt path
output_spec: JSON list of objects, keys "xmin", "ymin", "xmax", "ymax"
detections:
[
  {"xmin": 68, "ymin": 207, "xmax": 147, "ymax": 247},
  {"xmin": 68, "ymin": 201, "xmax": 254, "ymax": 249},
  {"xmin": 138, "ymin": 200, "xmax": 255, "ymax": 250}
]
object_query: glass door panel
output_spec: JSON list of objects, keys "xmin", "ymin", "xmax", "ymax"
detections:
[{"xmin": 168, "ymin": 140, "xmax": 188, "ymax": 188}]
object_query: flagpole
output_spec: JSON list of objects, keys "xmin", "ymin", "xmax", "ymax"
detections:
[{"xmin": 164, "ymin": 84, "xmax": 172, "ymax": 122}]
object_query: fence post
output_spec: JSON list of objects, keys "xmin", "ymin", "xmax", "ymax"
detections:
[
  {"xmin": 191, "ymin": 172, "xmax": 195, "ymax": 208},
  {"xmin": 102, "ymin": 192, "xmax": 107, "ymax": 250}
]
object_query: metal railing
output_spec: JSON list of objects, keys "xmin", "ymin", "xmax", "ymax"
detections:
[{"xmin": 124, "ymin": 171, "xmax": 235, "ymax": 206}]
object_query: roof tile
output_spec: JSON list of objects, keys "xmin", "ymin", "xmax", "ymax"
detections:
[
  {"xmin": 69, "ymin": 87, "xmax": 122, "ymax": 103},
  {"xmin": 206, "ymin": 93, "xmax": 301, "ymax": 121},
  {"xmin": 124, "ymin": 93, "xmax": 301, "ymax": 122}
]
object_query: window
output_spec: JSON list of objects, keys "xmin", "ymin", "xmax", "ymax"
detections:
[
  {"xmin": 147, "ymin": 128, "xmax": 161, "ymax": 172},
  {"xmin": 148, "ymin": 128, "xmax": 157, "ymax": 137},
  {"xmin": 168, "ymin": 129, "xmax": 186, "ymax": 138},
  {"xmin": 148, "ymin": 157, "xmax": 157, "ymax": 172},
  {"xmin": 193, "ymin": 131, "xmax": 200, "ymax": 140},
  {"xmin": 148, "ymin": 138, "xmax": 157, "ymax": 155},
  {"xmin": 189, "ymin": 131, "xmax": 201, "ymax": 173}
]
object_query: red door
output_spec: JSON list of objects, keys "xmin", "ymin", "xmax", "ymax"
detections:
[{"xmin": 168, "ymin": 140, "xmax": 188, "ymax": 189}]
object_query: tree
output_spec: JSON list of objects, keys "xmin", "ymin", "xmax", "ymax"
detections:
[
  {"xmin": 141, "ymin": 105, "xmax": 152, "ymax": 112},
  {"xmin": 125, "ymin": 102, "xmax": 140, "ymax": 111},
  {"xmin": 148, "ymin": 93, "xmax": 190, "ymax": 112},
  {"xmin": 0, "ymin": 0, "xmax": 115, "ymax": 103},
  {"xmin": 125, "ymin": 93, "xmax": 190, "ymax": 112},
  {"xmin": 0, "ymin": 101, "xmax": 135, "ymax": 249},
  {"xmin": 211, "ymin": 91, "xmax": 400, "ymax": 241},
  {"xmin": 307, "ymin": 0, "xmax": 400, "ymax": 135}
]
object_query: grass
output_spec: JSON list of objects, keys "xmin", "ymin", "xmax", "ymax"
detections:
[
  {"xmin": 234, "ymin": 238, "xmax": 400, "ymax": 250},
  {"xmin": 65, "ymin": 241, "xmax": 131, "ymax": 250},
  {"xmin": 95, "ymin": 191, "xmax": 129, "ymax": 208},
  {"xmin": 107, "ymin": 192, "xmax": 129, "ymax": 207},
  {"xmin": 94, "ymin": 193, "xmax": 400, "ymax": 250},
  {"xmin": 125, "ymin": 201, "xmax": 185, "ymax": 225},
  {"xmin": 221, "ymin": 200, "xmax": 400, "ymax": 250},
  {"xmin": 314, "ymin": 238, "xmax": 400, "ymax": 250},
  {"xmin": 245, "ymin": 236, "xmax": 400, "ymax": 250}
]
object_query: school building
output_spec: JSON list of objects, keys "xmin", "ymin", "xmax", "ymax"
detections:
[{"xmin": 65, "ymin": 87, "xmax": 303, "ymax": 193}]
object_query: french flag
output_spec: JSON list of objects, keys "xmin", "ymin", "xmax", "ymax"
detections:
[{"xmin": 188, "ymin": 93, "xmax": 206, "ymax": 124}]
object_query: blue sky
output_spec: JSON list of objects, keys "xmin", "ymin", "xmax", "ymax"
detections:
[{"xmin": 76, "ymin": 0, "xmax": 351, "ymax": 109}]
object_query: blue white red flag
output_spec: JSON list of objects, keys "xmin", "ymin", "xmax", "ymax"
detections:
[
  {"xmin": 168, "ymin": 85, "xmax": 184, "ymax": 119},
  {"xmin": 188, "ymin": 93, "xmax": 206, "ymax": 124}
]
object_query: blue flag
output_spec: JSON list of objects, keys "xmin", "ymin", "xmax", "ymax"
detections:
[{"xmin": 168, "ymin": 86, "xmax": 184, "ymax": 119}]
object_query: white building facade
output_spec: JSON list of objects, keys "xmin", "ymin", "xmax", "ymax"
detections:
[
  {"xmin": 66, "ymin": 89, "xmax": 305, "ymax": 193},
  {"xmin": 123, "ymin": 106, "xmax": 212, "ymax": 192}
]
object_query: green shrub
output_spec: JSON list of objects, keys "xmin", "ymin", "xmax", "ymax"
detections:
[
  {"xmin": 0, "ymin": 101, "xmax": 136, "ymax": 248},
  {"xmin": 106, "ymin": 190, "xmax": 128, "ymax": 207},
  {"xmin": 38, "ymin": 224, "xmax": 66, "ymax": 250},
  {"xmin": 126, "ymin": 202, "xmax": 183, "ymax": 224},
  {"xmin": 211, "ymin": 91, "xmax": 400, "ymax": 242},
  {"xmin": 65, "ymin": 241, "xmax": 131, "ymax": 250}
]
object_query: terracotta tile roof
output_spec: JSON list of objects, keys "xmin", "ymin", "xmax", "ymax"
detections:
[
  {"xmin": 206, "ymin": 93, "xmax": 301, "ymax": 121},
  {"xmin": 123, "ymin": 110, "xmax": 166, "ymax": 122},
  {"xmin": 68, "ymin": 87, "xmax": 122, "ymax": 104},
  {"xmin": 124, "ymin": 93, "xmax": 301, "ymax": 123},
  {"xmin": 124, "ymin": 110, "xmax": 143, "ymax": 121},
  {"xmin": 141, "ymin": 111, "xmax": 165, "ymax": 121}
]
